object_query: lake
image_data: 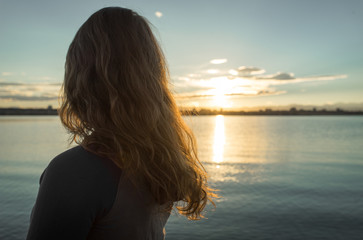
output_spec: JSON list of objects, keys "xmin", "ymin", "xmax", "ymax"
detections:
[{"xmin": 1, "ymin": 115, "xmax": 363, "ymax": 239}]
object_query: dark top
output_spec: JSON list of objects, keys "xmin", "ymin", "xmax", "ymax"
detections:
[{"xmin": 26, "ymin": 146, "xmax": 171, "ymax": 240}]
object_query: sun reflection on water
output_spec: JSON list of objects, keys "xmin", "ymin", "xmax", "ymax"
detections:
[{"xmin": 213, "ymin": 115, "xmax": 225, "ymax": 163}]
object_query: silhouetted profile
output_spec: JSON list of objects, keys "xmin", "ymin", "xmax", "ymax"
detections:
[{"xmin": 26, "ymin": 7, "xmax": 216, "ymax": 240}]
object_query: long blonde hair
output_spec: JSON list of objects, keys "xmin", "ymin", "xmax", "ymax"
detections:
[{"xmin": 59, "ymin": 7, "xmax": 216, "ymax": 220}]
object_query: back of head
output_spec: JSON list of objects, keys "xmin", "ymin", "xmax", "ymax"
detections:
[
  {"xmin": 61, "ymin": 7, "xmax": 167, "ymax": 134},
  {"xmin": 59, "ymin": 7, "xmax": 216, "ymax": 220}
]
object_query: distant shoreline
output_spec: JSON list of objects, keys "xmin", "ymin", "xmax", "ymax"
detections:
[
  {"xmin": 0, "ymin": 108, "xmax": 57, "ymax": 116},
  {"xmin": 1, "ymin": 107, "xmax": 363, "ymax": 116}
]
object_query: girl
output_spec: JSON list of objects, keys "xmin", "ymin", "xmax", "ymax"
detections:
[{"xmin": 27, "ymin": 7, "xmax": 216, "ymax": 240}]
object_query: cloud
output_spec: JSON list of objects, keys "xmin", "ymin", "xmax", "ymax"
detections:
[
  {"xmin": 206, "ymin": 69, "xmax": 220, "ymax": 74},
  {"xmin": 28, "ymin": 76, "xmax": 57, "ymax": 81},
  {"xmin": 39, "ymin": 76, "xmax": 56, "ymax": 81},
  {"xmin": 253, "ymin": 73, "xmax": 347, "ymax": 83},
  {"xmin": 0, "ymin": 95, "xmax": 58, "ymax": 101},
  {"xmin": 256, "ymin": 72, "xmax": 295, "ymax": 80},
  {"xmin": 2, "ymin": 72, "xmax": 13, "ymax": 76},
  {"xmin": 172, "ymin": 62, "xmax": 347, "ymax": 101},
  {"xmin": 175, "ymin": 88, "xmax": 286, "ymax": 99},
  {"xmin": 172, "ymin": 74, "xmax": 285, "ymax": 101},
  {"xmin": 155, "ymin": 11, "xmax": 163, "ymax": 18},
  {"xmin": 0, "ymin": 81, "xmax": 61, "ymax": 102},
  {"xmin": 234, "ymin": 69, "xmax": 347, "ymax": 83},
  {"xmin": 237, "ymin": 66, "xmax": 266, "ymax": 76},
  {"xmin": 210, "ymin": 59, "xmax": 227, "ymax": 64},
  {"xmin": 0, "ymin": 82, "xmax": 24, "ymax": 86},
  {"xmin": 228, "ymin": 69, "xmax": 238, "ymax": 76},
  {"xmin": 296, "ymin": 75, "xmax": 347, "ymax": 81}
]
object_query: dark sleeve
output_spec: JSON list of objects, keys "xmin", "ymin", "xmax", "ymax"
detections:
[{"xmin": 26, "ymin": 147, "xmax": 120, "ymax": 240}]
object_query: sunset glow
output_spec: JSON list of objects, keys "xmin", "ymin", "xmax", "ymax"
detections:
[{"xmin": 0, "ymin": 1, "xmax": 362, "ymax": 110}]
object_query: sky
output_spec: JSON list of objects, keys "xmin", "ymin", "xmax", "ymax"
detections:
[{"xmin": 0, "ymin": 0, "xmax": 362, "ymax": 110}]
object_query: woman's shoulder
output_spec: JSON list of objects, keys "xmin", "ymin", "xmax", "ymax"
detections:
[
  {"xmin": 28, "ymin": 146, "xmax": 122, "ymax": 239},
  {"xmin": 43, "ymin": 145, "xmax": 121, "ymax": 186},
  {"xmin": 51, "ymin": 145, "xmax": 120, "ymax": 172},
  {"xmin": 50, "ymin": 145, "xmax": 103, "ymax": 168},
  {"xmin": 39, "ymin": 145, "xmax": 121, "ymax": 214}
]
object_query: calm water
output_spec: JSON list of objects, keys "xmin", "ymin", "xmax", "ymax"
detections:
[{"xmin": 1, "ymin": 116, "xmax": 363, "ymax": 240}]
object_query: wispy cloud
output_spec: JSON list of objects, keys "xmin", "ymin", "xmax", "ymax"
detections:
[
  {"xmin": 255, "ymin": 72, "xmax": 294, "ymax": 80},
  {"xmin": 1, "ymin": 71, "xmax": 26, "ymax": 77},
  {"xmin": 0, "ymin": 81, "xmax": 61, "ymax": 101},
  {"xmin": 210, "ymin": 59, "xmax": 227, "ymax": 64},
  {"xmin": 175, "ymin": 89, "xmax": 286, "ymax": 99},
  {"xmin": 0, "ymin": 95, "xmax": 58, "ymax": 101},
  {"xmin": 0, "ymin": 82, "xmax": 24, "ymax": 86},
  {"xmin": 238, "ymin": 66, "xmax": 266, "ymax": 76},
  {"xmin": 1, "ymin": 72, "xmax": 13, "ymax": 76},
  {"xmin": 206, "ymin": 69, "xmax": 220, "ymax": 74},
  {"xmin": 29, "ymin": 76, "xmax": 57, "ymax": 81},
  {"xmin": 172, "ymin": 62, "xmax": 347, "ymax": 100},
  {"xmin": 251, "ymin": 72, "xmax": 347, "ymax": 84}
]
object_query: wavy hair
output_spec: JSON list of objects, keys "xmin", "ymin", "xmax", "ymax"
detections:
[{"xmin": 59, "ymin": 7, "xmax": 216, "ymax": 220}]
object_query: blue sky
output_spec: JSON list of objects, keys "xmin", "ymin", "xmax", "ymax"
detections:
[{"xmin": 0, "ymin": 0, "xmax": 362, "ymax": 109}]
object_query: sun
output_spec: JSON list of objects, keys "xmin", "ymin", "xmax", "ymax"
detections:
[
  {"xmin": 210, "ymin": 77, "xmax": 231, "ymax": 108},
  {"xmin": 213, "ymin": 91, "xmax": 229, "ymax": 108}
]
